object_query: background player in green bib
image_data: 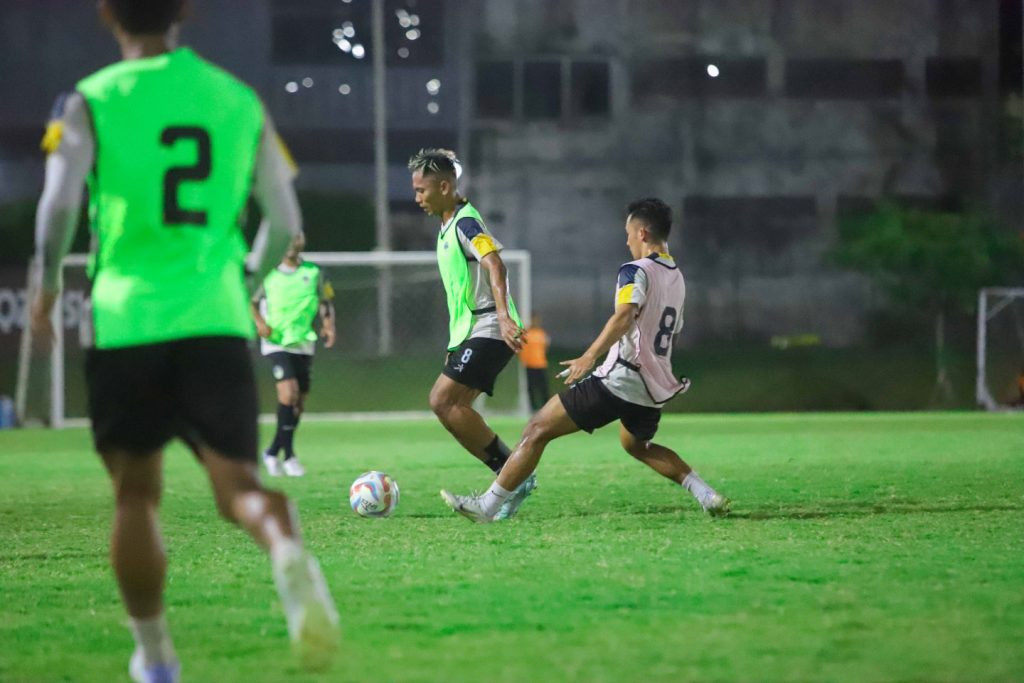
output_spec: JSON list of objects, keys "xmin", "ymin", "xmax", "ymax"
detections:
[
  {"xmin": 252, "ymin": 233, "xmax": 336, "ymax": 477},
  {"xmin": 408, "ymin": 148, "xmax": 537, "ymax": 520},
  {"xmin": 29, "ymin": 2, "xmax": 339, "ymax": 680}
]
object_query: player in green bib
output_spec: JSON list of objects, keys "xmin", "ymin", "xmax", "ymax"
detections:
[
  {"xmin": 28, "ymin": 2, "xmax": 339, "ymax": 679},
  {"xmin": 408, "ymin": 149, "xmax": 537, "ymax": 520},
  {"xmin": 252, "ymin": 234, "xmax": 336, "ymax": 477}
]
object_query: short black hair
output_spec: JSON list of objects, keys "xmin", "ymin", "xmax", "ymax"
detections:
[
  {"xmin": 407, "ymin": 148, "xmax": 458, "ymax": 179},
  {"xmin": 107, "ymin": 0, "xmax": 185, "ymax": 34},
  {"xmin": 626, "ymin": 197, "xmax": 672, "ymax": 241}
]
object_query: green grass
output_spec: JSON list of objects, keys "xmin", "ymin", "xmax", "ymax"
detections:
[{"xmin": 1, "ymin": 412, "xmax": 1022, "ymax": 682}]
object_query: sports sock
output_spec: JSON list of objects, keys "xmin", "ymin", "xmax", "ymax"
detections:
[
  {"xmin": 482, "ymin": 435, "xmax": 511, "ymax": 473},
  {"xmin": 284, "ymin": 413, "xmax": 302, "ymax": 461},
  {"xmin": 277, "ymin": 403, "xmax": 298, "ymax": 460},
  {"xmin": 682, "ymin": 471, "xmax": 715, "ymax": 503},
  {"xmin": 130, "ymin": 613, "xmax": 176, "ymax": 666},
  {"xmin": 265, "ymin": 421, "xmax": 283, "ymax": 458},
  {"xmin": 480, "ymin": 481, "xmax": 514, "ymax": 517}
]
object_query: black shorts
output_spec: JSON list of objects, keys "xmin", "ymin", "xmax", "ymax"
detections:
[
  {"xmin": 559, "ymin": 376, "xmax": 662, "ymax": 442},
  {"xmin": 442, "ymin": 336, "xmax": 514, "ymax": 396},
  {"xmin": 85, "ymin": 336, "xmax": 259, "ymax": 461},
  {"xmin": 266, "ymin": 351, "xmax": 313, "ymax": 393}
]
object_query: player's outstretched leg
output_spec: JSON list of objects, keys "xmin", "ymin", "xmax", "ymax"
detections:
[
  {"xmin": 619, "ymin": 427, "xmax": 731, "ymax": 516},
  {"xmin": 442, "ymin": 395, "xmax": 578, "ymax": 522},
  {"xmin": 201, "ymin": 448, "xmax": 339, "ymax": 670},
  {"xmin": 101, "ymin": 449, "xmax": 182, "ymax": 683}
]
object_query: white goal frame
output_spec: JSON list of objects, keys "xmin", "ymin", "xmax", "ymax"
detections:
[
  {"xmin": 976, "ymin": 287, "xmax": 1024, "ymax": 411},
  {"xmin": 17, "ymin": 250, "xmax": 533, "ymax": 428}
]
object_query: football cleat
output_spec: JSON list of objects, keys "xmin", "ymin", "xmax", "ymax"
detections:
[
  {"xmin": 440, "ymin": 490, "xmax": 494, "ymax": 524},
  {"xmin": 272, "ymin": 546, "xmax": 340, "ymax": 671},
  {"xmin": 282, "ymin": 458, "xmax": 306, "ymax": 477},
  {"xmin": 700, "ymin": 491, "xmax": 732, "ymax": 518},
  {"xmin": 493, "ymin": 473, "xmax": 538, "ymax": 520},
  {"xmin": 129, "ymin": 649, "xmax": 180, "ymax": 683},
  {"xmin": 263, "ymin": 454, "xmax": 283, "ymax": 477}
]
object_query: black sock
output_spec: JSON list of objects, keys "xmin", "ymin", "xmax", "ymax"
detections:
[
  {"xmin": 265, "ymin": 410, "xmax": 285, "ymax": 457},
  {"xmin": 483, "ymin": 435, "xmax": 511, "ymax": 473},
  {"xmin": 277, "ymin": 403, "xmax": 298, "ymax": 460}
]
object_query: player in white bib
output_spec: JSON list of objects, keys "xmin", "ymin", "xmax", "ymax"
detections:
[{"xmin": 441, "ymin": 198, "xmax": 730, "ymax": 522}]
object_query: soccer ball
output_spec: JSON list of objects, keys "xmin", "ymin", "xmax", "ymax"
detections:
[{"xmin": 348, "ymin": 471, "xmax": 399, "ymax": 518}]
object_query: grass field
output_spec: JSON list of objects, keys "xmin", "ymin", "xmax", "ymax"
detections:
[{"xmin": 1, "ymin": 412, "xmax": 1022, "ymax": 682}]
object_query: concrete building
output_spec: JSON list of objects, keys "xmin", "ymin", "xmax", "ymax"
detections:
[{"xmin": 0, "ymin": 0, "xmax": 1017, "ymax": 347}]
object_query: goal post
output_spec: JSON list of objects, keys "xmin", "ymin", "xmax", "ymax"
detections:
[
  {"xmin": 976, "ymin": 287, "xmax": 1024, "ymax": 411},
  {"xmin": 18, "ymin": 250, "xmax": 533, "ymax": 428}
]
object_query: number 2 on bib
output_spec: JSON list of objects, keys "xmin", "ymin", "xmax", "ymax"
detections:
[{"xmin": 161, "ymin": 126, "xmax": 211, "ymax": 226}]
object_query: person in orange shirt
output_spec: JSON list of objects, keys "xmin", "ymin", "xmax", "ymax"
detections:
[{"xmin": 520, "ymin": 314, "xmax": 551, "ymax": 411}]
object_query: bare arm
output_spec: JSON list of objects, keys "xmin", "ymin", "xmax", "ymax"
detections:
[
  {"xmin": 318, "ymin": 275, "xmax": 336, "ymax": 348},
  {"xmin": 480, "ymin": 251, "xmax": 524, "ymax": 351},
  {"xmin": 558, "ymin": 303, "xmax": 636, "ymax": 385},
  {"xmin": 250, "ymin": 290, "xmax": 272, "ymax": 339}
]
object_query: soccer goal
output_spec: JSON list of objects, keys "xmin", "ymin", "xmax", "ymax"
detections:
[
  {"xmin": 16, "ymin": 250, "xmax": 533, "ymax": 428},
  {"xmin": 976, "ymin": 287, "xmax": 1024, "ymax": 411}
]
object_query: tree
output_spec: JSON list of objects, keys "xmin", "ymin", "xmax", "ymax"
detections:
[{"xmin": 833, "ymin": 203, "xmax": 1024, "ymax": 403}]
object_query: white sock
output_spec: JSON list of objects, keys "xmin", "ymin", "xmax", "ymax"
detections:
[
  {"xmin": 130, "ymin": 613, "xmax": 176, "ymax": 666},
  {"xmin": 682, "ymin": 471, "xmax": 715, "ymax": 503},
  {"xmin": 270, "ymin": 537, "xmax": 304, "ymax": 569},
  {"xmin": 480, "ymin": 481, "xmax": 513, "ymax": 517}
]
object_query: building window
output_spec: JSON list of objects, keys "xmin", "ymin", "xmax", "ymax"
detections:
[
  {"xmin": 475, "ymin": 61, "xmax": 515, "ymax": 118},
  {"xmin": 785, "ymin": 59, "xmax": 904, "ymax": 99},
  {"xmin": 926, "ymin": 58, "xmax": 983, "ymax": 98},
  {"xmin": 474, "ymin": 57, "xmax": 611, "ymax": 121},
  {"xmin": 571, "ymin": 61, "xmax": 610, "ymax": 116},
  {"xmin": 632, "ymin": 58, "xmax": 766, "ymax": 103},
  {"xmin": 523, "ymin": 61, "xmax": 562, "ymax": 120}
]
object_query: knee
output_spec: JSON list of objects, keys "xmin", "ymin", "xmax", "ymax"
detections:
[
  {"xmin": 277, "ymin": 382, "xmax": 300, "ymax": 407},
  {"xmin": 429, "ymin": 388, "xmax": 452, "ymax": 421},
  {"xmin": 212, "ymin": 478, "xmax": 264, "ymax": 524},
  {"xmin": 113, "ymin": 479, "xmax": 161, "ymax": 509},
  {"xmin": 620, "ymin": 433, "xmax": 646, "ymax": 459},
  {"xmin": 520, "ymin": 418, "xmax": 553, "ymax": 450}
]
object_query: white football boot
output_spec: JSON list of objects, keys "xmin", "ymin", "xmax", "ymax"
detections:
[
  {"xmin": 699, "ymin": 491, "xmax": 732, "ymax": 517},
  {"xmin": 439, "ymin": 490, "xmax": 494, "ymax": 524},
  {"xmin": 282, "ymin": 458, "xmax": 306, "ymax": 477},
  {"xmin": 272, "ymin": 544, "xmax": 340, "ymax": 671},
  {"xmin": 493, "ymin": 473, "xmax": 538, "ymax": 520},
  {"xmin": 263, "ymin": 454, "xmax": 283, "ymax": 477},
  {"xmin": 129, "ymin": 648, "xmax": 180, "ymax": 683}
]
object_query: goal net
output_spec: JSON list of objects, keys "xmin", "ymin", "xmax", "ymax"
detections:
[
  {"xmin": 976, "ymin": 287, "xmax": 1024, "ymax": 411},
  {"xmin": 16, "ymin": 251, "xmax": 532, "ymax": 427}
]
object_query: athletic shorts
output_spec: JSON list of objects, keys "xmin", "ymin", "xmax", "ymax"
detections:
[
  {"xmin": 85, "ymin": 336, "xmax": 258, "ymax": 461},
  {"xmin": 559, "ymin": 375, "xmax": 662, "ymax": 442},
  {"xmin": 265, "ymin": 351, "xmax": 313, "ymax": 393},
  {"xmin": 442, "ymin": 336, "xmax": 514, "ymax": 396}
]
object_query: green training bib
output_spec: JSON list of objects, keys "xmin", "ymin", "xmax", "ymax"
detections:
[
  {"xmin": 77, "ymin": 47, "xmax": 263, "ymax": 348},
  {"xmin": 261, "ymin": 262, "xmax": 321, "ymax": 348},
  {"xmin": 436, "ymin": 201, "xmax": 521, "ymax": 350}
]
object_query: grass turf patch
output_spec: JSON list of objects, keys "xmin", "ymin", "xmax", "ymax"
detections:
[{"xmin": 0, "ymin": 412, "xmax": 1022, "ymax": 682}]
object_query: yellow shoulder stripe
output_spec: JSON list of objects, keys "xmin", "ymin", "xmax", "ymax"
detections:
[
  {"xmin": 275, "ymin": 133, "xmax": 298, "ymax": 174},
  {"xmin": 616, "ymin": 283, "xmax": 636, "ymax": 305},
  {"xmin": 471, "ymin": 234, "xmax": 497, "ymax": 258},
  {"xmin": 40, "ymin": 120, "xmax": 64, "ymax": 155}
]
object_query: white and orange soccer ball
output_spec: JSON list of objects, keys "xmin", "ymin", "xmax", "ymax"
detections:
[{"xmin": 348, "ymin": 471, "xmax": 399, "ymax": 518}]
